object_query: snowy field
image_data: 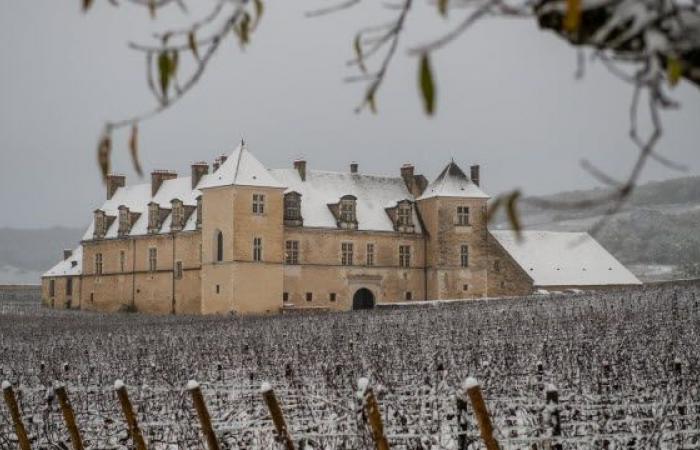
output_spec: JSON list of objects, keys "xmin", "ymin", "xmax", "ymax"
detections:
[{"xmin": 1, "ymin": 283, "xmax": 699, "ymax": 449}]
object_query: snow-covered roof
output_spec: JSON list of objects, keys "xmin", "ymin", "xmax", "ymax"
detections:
[
  {"xmin": 198, "ymin": 144, "xmax": 285, "ymax": 190},
  {"xmin": 43, "ymin": 246, "xmax": 83, "ymax": 278},
  {"xmin": 491, "ymin": 230, "xmax": 641, "ymax": 287},
  {"xmin": 418, "ymin": 161, "xmax": 488, "ymax": 200},
  {"xmin": 270, "ymin": 169, "xmax": 423, "ymax": 233}
]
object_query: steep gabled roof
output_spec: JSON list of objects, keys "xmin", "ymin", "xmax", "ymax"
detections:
[
  {"xmin": 270, "ymin": 169, "xmax": 423, "ymax": 233},
  {"xmin": 418, "ymin": 161, "xmax": 488, "ymax": 200},
  {"xmin": 491, "ymin": 230, "xmax": 641, "ymax": 287},
  {"xmin": 198, "ymin": 143, "xmax": 285, "ymax": 190},
  {"xmin": 43, "ymin": 246, "xmax": 83, "ymax": 277}
]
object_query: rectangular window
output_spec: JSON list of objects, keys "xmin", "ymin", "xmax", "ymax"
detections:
[
  {"xmin": 148, "ymin": 248, "xmax": 157, "ymax": 272},
  {"xmin": 306, "ymin": 292, "xmax": 313, "ymax": 302},
  {"xmin": 330, "ymin": 293, "xmax": 336, "ymax": 302},
  {"xmin": 405, "ymin": 291, "xmax": 412, "ymax": 300},
  {"xmin": 397, "ymin": 205, "xmax": 412, "ymax": 227},
  {"xmin": 95, "ymin": 253, "xmax": 103, "ymax": 275},
  {"xmin": 366, "ymin": 243, "xmax": 375, "ymax": 266},
  {"xmin": 49, "ymin": 279, "xmax": 55, "ymax": 297},
  {"xmin": 216, "ymin": 285, "xmax": 220, "ymax": 294},
  {"xmin": 457, "ymin": 206, "xmax": 470, "ymax": 226},
  {"xmin": 90, "ymin": 293, "xmax": 94, "ymax": 303},
  {"xmin": 340, "ymin": 200, "xmax": 356, "ymax": 223},
  {"xmin": 175, "ymin": 261, "xmax": 183, "ymax": 279},
  {"xmin": 252, "ymin": 193, "xmax": 265, "ymax": 215},
  {"xmin": 341, "ymin": 242, "xmax": 354, "ymax": 266},
  {"xmin": 399, "ymin": 245, "xmax": 411, "ymax": 268},
  {"xmin": 283, "ymin": 292, "xmax": 289, "ymax": 302},
  {"xmin": 285, "ymin": 240, "xmax": 299, "ymax": 265},
  {"xmin": 253, "ymin": 237, "xmax": 263, "ymax": 262},
  {"xmin": 66, "ymin": 278, "xmax": 73, "ymax": 296},
  {"xmin": 120, "ymin": 250, "xmax": 126, "ymax": 272},
  {"xmin": 494, "ymin": 259, "xmax": 501, "ymax": 272},
  {"xmin": 463, "ymin": 284, "xmax": 469, "ymax": 291},
  {"xmin": 460, "ymin": 245, "xmax": 469, "ymax": 268}
]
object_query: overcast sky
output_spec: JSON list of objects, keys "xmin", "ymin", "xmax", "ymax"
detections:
[{"xmin": 1, "ymin": 1, "xmax": 698, "ymax": 229}]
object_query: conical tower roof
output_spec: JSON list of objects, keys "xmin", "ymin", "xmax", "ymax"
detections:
[
  {"xmin": 417, "ymin": 160, "xmax": 488, "ymax": 200},
  {"xmin": 198, "ymin": 142, "xmax": 285, "ymax": 189}
]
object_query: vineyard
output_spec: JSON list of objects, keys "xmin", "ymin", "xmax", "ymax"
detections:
[{"xmin": 1, "ymin": 282, "xmax": 699, "ymax": 449}]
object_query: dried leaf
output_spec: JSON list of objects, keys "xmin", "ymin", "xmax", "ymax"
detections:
[
  {"xmin": 506, "ymin": 190, "xmax": 522, "ymax": 239},
  {"xmin": 82, "ymin": 0, "xmax": 94, "ymax": 12},
  {"xmin": 419, "ymin": 53, "xmax": 436, "ymax": 116},
  {"xmin": 437, "ymin": 0, "xmax": 448, "ymax": 17},
  {"xmin": 129, "ymin": 124, "xmax": 143, "ymax": 177},
  {"xmin": 486, "ymin": 196, "xmax": 504, "ymax": 224},
  {"xmin": 158, "ymin": 51, "xmax": 171, "ymax": 101},
  {"xmin": 564, "ymin": 0, "xmax": 581, "ymax": 33},
  {"xmin": 97, "ymin": 133, "xmax": 112, "ymax": 180},
  {"xmin": 667, "ymin": 57, "xmax": 683, "ymax": 87},
  {"xmin": 148, "ymin": 0, "xmax": 157, "ymax": 19},
  {"xmin": 252, "ymin": 0, "xmax": 264, "ymax": 30},
  {"xmin": 188, "ymin": 31, "xmax": 200, "ymax": 61},
  {"xmin": 354, "ymin": 33, "xmax": 366, "ymax": 74}
]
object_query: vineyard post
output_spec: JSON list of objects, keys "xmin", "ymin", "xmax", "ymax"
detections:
[
  {"xmin": 114, "ymin": 380, "xmax": 148, "ymax": 450},
  {"xmin": 54, "ymin": 384, "xmax": 85, "ymax": 450},
  {"xmin": 187, "ymin": 380, "xmax": 221, "ymax": 450},
  {"xmin": 357, "ymin": 378, "xmax": 390, "ymax": 450},
  {"xmin": 545, "ymin": 384, "xmax": 562, "ymax": 450},
  {"xmin": 464, "ymin": 377, "xmax": 499, "ymax": 450},
  {"xmin": 260, "ymin": 382, "xmax": 295, "ymax": 450},
  {"xmin": 1, "ymin": 381, "xmax": 32, "ymax": 450}
]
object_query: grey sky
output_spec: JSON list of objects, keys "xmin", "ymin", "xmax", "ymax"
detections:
[{"xmin": 1, "ymin": 1, "xmax": 698, "ymax": 229}]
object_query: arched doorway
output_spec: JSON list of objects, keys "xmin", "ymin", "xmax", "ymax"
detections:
[{"xmin": 352, "ymin": 288, "xmax": 375, "ymax": 310}]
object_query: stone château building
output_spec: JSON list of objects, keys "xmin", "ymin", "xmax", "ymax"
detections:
[{"xmin": 42, "ymin": 143, "xmax": 640, "ymax": 314}]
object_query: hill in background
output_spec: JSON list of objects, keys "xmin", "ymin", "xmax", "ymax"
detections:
[
  {"xmin": 493, "ymin": 176, "xmax": 700, "ymax": 281},
  {"xmin": 0, "ymin": 227, "xmax": 83, "ymax": 285}
]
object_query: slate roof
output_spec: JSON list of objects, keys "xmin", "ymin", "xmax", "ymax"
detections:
[{"xmin": 490, "ymin": 230, "xmax": 642, "ymax": 287}]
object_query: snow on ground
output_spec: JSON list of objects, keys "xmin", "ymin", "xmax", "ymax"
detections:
[{"xmin": 1, "ymin": 282, "xmax": 699, "ymax": 449}]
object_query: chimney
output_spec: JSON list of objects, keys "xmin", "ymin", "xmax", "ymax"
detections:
[
  {"xmin": 191, "ymin": 162, "xmax": 209, "ymax": 189},
  {"xmin": 350, "ymin": 162, "xmax": 359, "ymax": 174},
  {"xmin": 470, "ymin": 165, "xmax": 480, "ymax": 187},
  {"xmin": 400, "ymin": 163, "xmax": 415, "ymax": 190},
  {"xmin": 106, "ymin": 174, "xmax": 125, "ymax": 200},
  {"xmin": 294, "ymin": 159, "xmax": 307, "ymax": 182},
  {"xmin": 63, "ymin": 249, "xmax": 72, "ymax": 260},
  {"xmin": 151, "ymin": 170, "xmax": 177, "ymax": 197}
]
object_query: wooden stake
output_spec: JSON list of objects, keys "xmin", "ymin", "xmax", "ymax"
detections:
[
  {"xmin": 545, "ymin": 384, "xmax": 562, "ymax": 450},
  {"xmin": 55, "ymin": 384, "xmax": 84, "ymax": 450},
  {"xmin": 464, "ymin": 377, "xmax": 499, "ymax": 450},
  {"xmin": 2, "ymin": 382, "xmax": 31, "ymax": 450},
  {"xmin": 187, "ymin": 381, "xmax": 221, "ymax": 450},
  {"xmin": 261, "ymin": 383, "xmax": 295, "ymax": 450},
  {"xmin": 114, "ymin": 380, "xmax": 147, "ymax": 450},
  {"xmin": 358, "ymin": 379, "xmax": 389, "ymax": 450}
]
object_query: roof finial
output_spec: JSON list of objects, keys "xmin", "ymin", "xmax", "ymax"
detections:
[{"xmin": 240, "ymin": 136, "xmax": 246, "ymax": 148}]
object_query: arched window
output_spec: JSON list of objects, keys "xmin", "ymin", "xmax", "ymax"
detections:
[{"xmin": 216, "ymin": 231, "xmax": 224, "ymax": 262}]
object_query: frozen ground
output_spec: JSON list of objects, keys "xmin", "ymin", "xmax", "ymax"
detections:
[{"xmin": 1, "ymin": 282, "xmax": 699, "ymax": 449}]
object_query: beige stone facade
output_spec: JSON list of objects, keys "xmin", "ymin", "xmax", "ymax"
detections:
[{"xmin": 41, "ymin": 144, "xmax": 639, "ymax": 314}]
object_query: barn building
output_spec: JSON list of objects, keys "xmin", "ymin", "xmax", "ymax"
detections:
[{"xmin": 42, "ymin": 143, "xmax": 641, "ymax": 314}]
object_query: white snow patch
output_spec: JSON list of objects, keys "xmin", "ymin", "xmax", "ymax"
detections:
[
  {"xmin": 545, "ymin": 383, "xmax": 557, "ymax": 393},
  {"xmin": 259, "ymin": 382, "xmax": 272, "ymax": 393},
  {"xmin": 463, "ymin": 377, "xmax": 479, "ymax": 390},
  {"xmin": 1, "ymin": 381, "xmax": 11, "ymax": 390},
  {"xmin": 113, "ymin": 379, "xmax": 125, "ymax": 390},
  {"xmin": 186, "ymin": 380, "xmax": 200, "ymax": 391}
]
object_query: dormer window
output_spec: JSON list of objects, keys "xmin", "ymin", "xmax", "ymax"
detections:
[
  {"xmin": 397, "ymin": 203, "xmax": 412, "ymax": 227},
  {"xmin": 171, "ymin": 199, "xmax": 184, "ymax": 231},
  {"xmin": 118, "ymin": 206, "xmax": 130, "ymax": 237},
  {"xmin": 284, "ymin": 192, "xmax": 303, "ymax": 226},
  {"xmin": 340, "ymin": 198, "xmax": 355, "ymax": 223},
  {"xmin": 93, "ymin": 210, "xmax": 107, "ymax": 239},
  {"xmin": 148, "ymin": 202, "xmax": 160, "ymax": 234}
]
